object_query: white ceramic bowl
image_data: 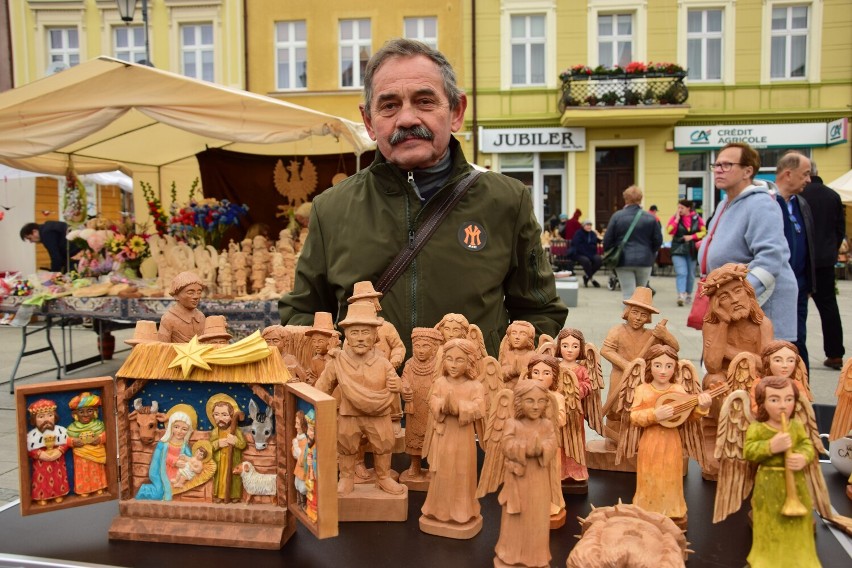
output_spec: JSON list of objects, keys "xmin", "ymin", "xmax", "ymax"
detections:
[{"xmin": 821, "ymin": 434, "xmax": 852, "ymax": 478}]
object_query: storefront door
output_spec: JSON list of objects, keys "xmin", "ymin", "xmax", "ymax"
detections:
[{"xmin": 595, "ymin": 147, "xmax": 635, "ymax": 229}]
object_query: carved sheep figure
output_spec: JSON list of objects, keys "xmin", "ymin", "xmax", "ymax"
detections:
[{"xmin": 232, "ymin": 460, "xmax": 276, "ymax": 504}]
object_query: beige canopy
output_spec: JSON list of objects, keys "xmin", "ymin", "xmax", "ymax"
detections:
[
  {"xmin": 827, "ymin": 170, "xmax": 852, "ymax": 203},
  {"xmin": 0, "ymin": 56, "xmax": 374, "ymax": 187}
]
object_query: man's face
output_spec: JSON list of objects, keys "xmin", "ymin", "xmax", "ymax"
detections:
[
  {"xmin": 509, "ymin": 327, "xmax": 530, "ymax": 349},
  {"xmin": 714, "ymin": 147, "xmax": 752, "ymax": 191},
  {"xmin": 360, "ymin": 54, "xmax": 467, "ymax": 171},
  {"xmin": 175, "ymin": 283, "xmax": 203, "ymax": 309},
  {"xmin": 213, "ymin": 404, "xmax": 232, "ymax": 429},
  {"xmin": 626, "ymin": 307, "xmax": 650, "ymax": 329},
  {"xmin": 781, "ymin": 157, "xmax": 812, "ymax": 195},
  {"xmin": 345, "ymin": 325, "xmax": 377, "ymax": 354},
  {"xmin": 717, "ymin": 282, "xmax": 750, "ymax": 321},
  {"xmin": 306, "ymin": 423, "xmax": 315, "ymax": 444},
  {"xmin": 311, "ymin": 335, "xmax": 329, "ymax": 355},
  {"xmin": 24, "ymin": 230, "xmax": 40, "ymax": 243},
  {"xmin": 35, "ymin": 410, "xmax": 55, "ymax": 432},
  {"xmin": 75, "ymin": 407, "xmax": 96, "ymax": 424}
]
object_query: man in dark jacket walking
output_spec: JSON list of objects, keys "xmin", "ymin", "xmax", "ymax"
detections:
[
  {"xmin": 802, "ymin": 162, "xmax": 846, "ymax": 369},
  {"xmin": 775, "ymin": 152, "xmax": 816, "ymax": 370},
  {"xmin": 19, "ymin": 221, "xmax": 78, "ymax": 273},
  {"xmin": 603, "ymin": 185, "xmax": 662, "ymax": 300}
]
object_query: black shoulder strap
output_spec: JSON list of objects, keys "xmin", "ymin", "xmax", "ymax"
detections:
[{"xmin": 375, "ymin": 170, "xmax": 482, "ymax": 294}]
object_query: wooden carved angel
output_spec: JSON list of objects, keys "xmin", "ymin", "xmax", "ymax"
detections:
[
  {"xmin": 476, "ymin": 380, "xmax": 560, "ymax": 568},
  {"xmin": 829, "ymin": 358, "xmax": 852, "ymax": 441},
  {"xmin": 419, "ymin": 338, "xmax": 486, "ymax": 538},
  {"xmin": 498, "ymin": 320, "xmax": 537, "ymax": 390},
  {"xmin": 749, "ymin": 340, "xmax": 813, "ymax": 409},
  {"xmin": 433, "ymin": 313, "xmax": 501, "ymax": 410},
  {"xmin": 614, "ymin": 345, "xmax": 714, "ymax": 527}
]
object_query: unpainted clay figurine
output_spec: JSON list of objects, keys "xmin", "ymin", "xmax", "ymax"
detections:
[
  {"xmin": 700, "ymin": 263, "xmax": 774, "ymax": 479},
  {"xmin": 477, "ymin": 381, "xmax": 560, "ymax": 568},
  {"xmin": 314, "ymin": 301, "xmax": 408, "ymax": 496},
  {"xmin": 67, "ymin": 392, "xmax": 109, "ymax": 497},
  {"xmin": 304, "ymin": 312, "xmax": 339, "ymax": 386},
  {"xmin": 400, "ymin": 327, "xmax": 443, "ymax": 488},
  {"xmin": 158, "ymin": 271, "xmax": 207, "ymax": 343},
  {"xmin": 419, "ymin": 338, "xmax": 486, "ymax": 538},
  {"xmin": 26, "ymin": 399, "xmax": 70, "ymax": 505},
  {"xmin": 261, "ymin": 324, "xmax": 310, "ymax": 383},
  {"xmin": 198, "ymin": 315, "xmax": 231, "ymax": 346},
  {"xmin": 434, "ymin": 313, "xmax": 501, "ymax": 407},
  {"xmin": 600, "ymin": 287, "xmax": 679, "ymax": 443},
  {"xmin": 614, "ymin": 345, "xmax": 710, "ymax": 527},
  {"xmin": 499, "ymin": 321, "xmax": 537, "ymax": 390},
  {"xmin": 567, "ymin": 502, "xmax": 691, "ymax": 568}
]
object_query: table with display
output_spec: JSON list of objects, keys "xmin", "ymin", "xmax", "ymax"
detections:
[
  {"xmin": 0, "ymin": 459, "xmax": 849, "ymax": 568},
  {"xmin": 1, "ymin": 296, "xmax": 281, "ymax": 391}
]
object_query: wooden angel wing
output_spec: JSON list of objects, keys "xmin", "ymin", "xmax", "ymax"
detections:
[
  {"xmin": 794, "ymin": 395, "xmax": 831, "ymax": 518},
  {"xmin": 829, "ymin": 358, "xmax": 852, "ymax": 441},
  {"xmin": 558, "ymin": 369, "xmax": 586, "ymax": 466},
  {"xmin": 547, "ymin": 391, "xmax": 563, "ymax": 447},
  {"xmin": 536, "ymin": 334, "xmax": 555, "ymax": 355},
  {"xmin": 614, "ymin": 358, "xmax": 645, "ymax": 465},
  {"xmin": 478, "ymin": 355, "xmax": 503, "ymax": 413},
  {"xmin": 467, "ymin": 324, "xmax": 489, "ymax": 360},
  {"xmin": 476, "ymin": 388, "xmax": 513, "ymax": 498},
  {"xmin": 582, "ymin": 343, "xmax": 605, "ymax": 435},
  {"xmin": 726, "ymin": 352, "xmax": 758, "ymax": 393},
  {"xmin": 793, "ymin": 358, "xmax": 814, "ymax": 401},
  {"xmin": 677, "ymin": 359, "xmax": 706, "ymax": 469},
  {"xmin": 713, "ymin": 390, "xmax": 756, "ymax": 523}
]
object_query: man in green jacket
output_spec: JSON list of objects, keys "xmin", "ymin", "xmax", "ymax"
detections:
[{"xmin": 279, "ymin": 38, "xmax": 567, "ymax": 356}]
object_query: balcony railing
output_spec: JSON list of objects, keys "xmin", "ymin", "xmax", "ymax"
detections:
[{"xmin": 558, "ymin": 72, "xmax": 689, "ymax": 112}]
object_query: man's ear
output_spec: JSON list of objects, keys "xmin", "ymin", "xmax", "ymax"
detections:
[
  {"xmin": 360, "ymin": 104, "xmax": 377, "ymax": 141},
  {"xmin": 450, "ymin": 93, "xmax": 468, "ymax": 133}
]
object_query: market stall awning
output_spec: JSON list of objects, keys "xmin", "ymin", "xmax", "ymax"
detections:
[
  {"xmin": 0, "ymin": 56, "xmax": 375, "ymax": 178},
  {"xmin": 827, "ymin": 169, "xmax": 852, "ymax": 203}
]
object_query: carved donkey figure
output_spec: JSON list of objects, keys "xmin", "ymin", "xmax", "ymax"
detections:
[{"xmin": 240, "ymin": 399, "xmax": 274, "ymax": 451}]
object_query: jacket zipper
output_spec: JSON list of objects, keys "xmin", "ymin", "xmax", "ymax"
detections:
[{"xmin": 404, "ymin": 178, "xmax": 417, "ymax": 330}]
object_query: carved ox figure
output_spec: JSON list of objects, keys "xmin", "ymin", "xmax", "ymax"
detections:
[
  {"xmin": 128, "ymin": 399, "xmax": 166, "ymax": 445},
  {"xmin": 240, "ymin": 399, "xmax": 274, "ymax": 451}
]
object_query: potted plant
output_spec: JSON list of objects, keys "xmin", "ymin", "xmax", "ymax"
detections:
[
  {"xmin": 600, "ymin": 91, "xmax": 620, "ymax": 106},
  {"xmin": 625, "ymin": 61, "xmax": 647, "ymax": 76},
  {"xmin": 624, "ymin": 88, "xmax": 642, "ymax": 106},
  {"xmin": 585, "ymin": 94, "xmax": 600, "ymax": 106}
]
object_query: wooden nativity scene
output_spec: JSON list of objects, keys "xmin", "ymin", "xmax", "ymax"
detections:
[{"xmin": 13, "ymin": 266, "xmax": 852, "ymax": 565}]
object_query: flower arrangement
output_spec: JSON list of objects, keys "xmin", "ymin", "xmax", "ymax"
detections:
[
  {"xmin": 62, "ymin": 162, "xmax": 88, "ymax": 225},
  {"xmin": 561, "ymin": 61, "xmax": 687, "ymax": 80},
  {"xmin": 624, "ymin": 61, "xmax": 647, "ymax": 75},
  {"xmin": 169, "ymin": 195, "xmax": 249, "ymax": 250},
  {"xmin": 559, "ymin": 64, "xmax": 593, "ymax": 81},
  {"xmin": 67, "ymin": 221, "xmax": 116, "ymax": 278},
  {"xmin": 648, "ymin": 61, "xmax": 686, "ymax": 75},
  {"xmin": 104, "ymin": 218, "xmax": 152, "ymax": 277},
  {"xmin": 140, "ymin": 181, "xmax": 169, "ymax": 237}
]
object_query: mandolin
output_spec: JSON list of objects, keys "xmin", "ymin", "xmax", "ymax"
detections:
[{"xmin": 655, "ymin": 382, "xmax": 729, "ymax": 428}]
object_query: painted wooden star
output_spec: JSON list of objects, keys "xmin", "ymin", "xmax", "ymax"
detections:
[{"xmin": 168, "ymin": 336, "xmax": 214, "ymax": 378}]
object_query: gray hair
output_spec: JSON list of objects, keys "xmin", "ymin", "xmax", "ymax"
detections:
[
  {"xmin": 362, "ymin": 38, "xmax": 463, "ymax": 118},
  {"xmin": 776, "ymin": 150, "xmax": 807, "ymax": 175},
  {"xmin": 810, "ymin": 159, "xmax": 819, "ymax": 176}
]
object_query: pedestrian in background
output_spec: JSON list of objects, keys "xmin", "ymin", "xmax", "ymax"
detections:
[
  {"xmin": 666, "ymin": 199, "xmax": 706, "ymax": 306},
  {"xmin": 603, "ymin": 185, "xmax": 662, "ymax": 300},
  {"xmin": 572, "ymin": 220, "xmax": 603, "ymax": 287},
  {"xmin": 802, "ymin": 161, "xmax": 846, "ymax": 370}
]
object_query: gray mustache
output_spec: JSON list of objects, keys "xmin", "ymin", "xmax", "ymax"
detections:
[{"xmin": 390, "ymin": 126, "xmax": 434, "ymax": 145}]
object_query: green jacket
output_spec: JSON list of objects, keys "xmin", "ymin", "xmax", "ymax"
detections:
[{"xmin": 279, "ymin": 138, "xmax": 568, "ymax": 356}]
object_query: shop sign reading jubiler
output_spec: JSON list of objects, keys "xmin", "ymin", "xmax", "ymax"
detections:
[
  {"xmin": 674, "ymin": 121, "xmax": 846, "ymax": 150},
  {"xmin": 479, "ymin": 127, "xmax": 586, "ymax": 153}
]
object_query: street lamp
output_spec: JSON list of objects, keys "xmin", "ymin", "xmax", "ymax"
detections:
[{"xmin": 115, "ymin": 0, "xmax": 151, "ymax": 66}]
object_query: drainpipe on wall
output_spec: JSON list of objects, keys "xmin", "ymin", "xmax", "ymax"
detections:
[
  {"xmin": 243, "ymin": 0, "xmax": 249, "ymax": 89},
  {"xmin": 471, "ymin": 0, "xmax": 478, "ymax": 164}
]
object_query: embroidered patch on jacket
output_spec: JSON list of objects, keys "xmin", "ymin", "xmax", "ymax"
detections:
[{"xmin": 458, "ymin": 222, "xmax": 487, "ymax": 251}]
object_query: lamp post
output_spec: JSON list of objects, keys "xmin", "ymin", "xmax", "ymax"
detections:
[{"xmin": 115, "ymin": 0, "xmax": 150, "ymax": 66}]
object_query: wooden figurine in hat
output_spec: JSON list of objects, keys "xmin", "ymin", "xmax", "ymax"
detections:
[
  {"xmin": 400, "ymin": 327, "xmax": 444, "ymax": 490},
  {"xmin": 261, "ymin": 324, "xmax": 309, "ymax": 382},
  {"xmin": 157, "ymin": 271, "xmax": 207, "ymax": 343},
  {"xmin": 591, "ymin": 286, "xmax": 678, "ymax": 471},
  {"xmin": 66, "ymin": 392, "xmax": 109, "ymax": 497},
  {"xmin": 124, "ymin": 320, "xmax": 159, "ymax": 348},
  {"xmin": 198, "ymin": 315, "xmax": 232, "ymax": 346},
  {"xmin": 700, "ymin": 263, "xmax": 773, "ymax": 479},
  {"xmin": 304, "ymin": 312, "xmax": 339, "ymax": 385},
  {"xmin": 314, "ymin": 300, "xmax": 409, "ymax": 516},
  {"xmin": 419, "ymin": 338, "xmax": 487, "ymax": 538},
  {"xmin": 347, "ymin": 281, "xmax": 408, "ymax": 481},
  {"xmin": 26, "ymin": 398, "xmax": 70, "ymax": 505}
]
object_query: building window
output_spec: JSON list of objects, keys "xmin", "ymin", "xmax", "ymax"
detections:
[
  {"xmin": 598, "ymin": 14, "xmax": 632, "ymax": 68},
  {"xmin": 510, "ymin": 14, "xmax": 545, "ymax": 85},
  {"xmin": 687, "ymin": 9, "xmax": 722, "ymax": 81},
  {"xmin": 48, "ymin": 28, "xmax": 80, "ymax": 68},
  {"xmin": 404, "ymin": 17, "xmax": 437, "ymax": 49},
  {"xmin": 770, "ymin": 5, "xmax": 808, "ymax": 79},
  {"xmin": 114, "ymin": 26, "xmax": 147, "ymax": 65},
  {"xmin": 275, "ymin": 21, "xmax": 307, "ymax": 90},
  {"xmin": 340, "ymin": 19, "xmax": 371, "ymax": 88},
  {"xmin": 181, "ymin": 23, "xmax": 214, "ymax": 82}
]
